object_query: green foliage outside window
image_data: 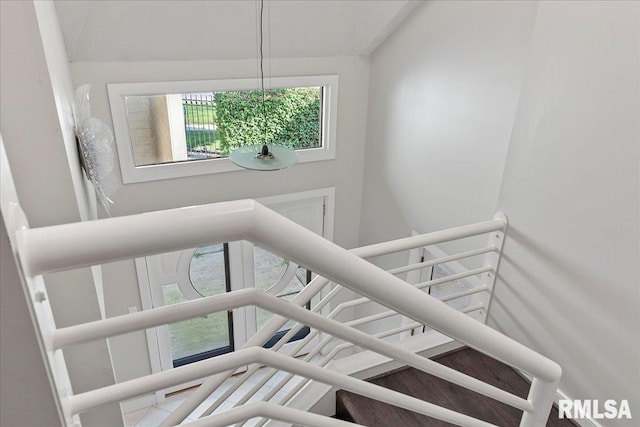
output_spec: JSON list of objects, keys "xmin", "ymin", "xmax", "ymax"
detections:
[
  {"xmin": 182, "ymin": 87, "xmax": 321, "ymax": 156},
  {"xmin": 215, "ymin": 87, "xmax": 321, "ymax": 154}
]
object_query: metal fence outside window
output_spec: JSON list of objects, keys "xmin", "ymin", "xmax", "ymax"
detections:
[{"xmin": 182, "ymin": 93, "xmax": 222, "ymax": 159}]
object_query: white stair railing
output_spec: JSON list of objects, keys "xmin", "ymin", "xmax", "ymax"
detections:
[
  {"xmin": 173, "ymin": 209, "xmax": 507, "ymax": 427},
  {"xmin": 5, "ymin": 198, "xmax": 561, "ymax": 427}
]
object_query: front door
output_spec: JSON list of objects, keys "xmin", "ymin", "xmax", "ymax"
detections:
[{"xmin": 138, "ymin": 192, "xmax": 329, "ymax": 392}]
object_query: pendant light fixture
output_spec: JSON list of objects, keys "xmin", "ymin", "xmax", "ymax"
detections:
[{"xmin": 229, "ymin": 0, "xmax": 299, "ymax": 171}]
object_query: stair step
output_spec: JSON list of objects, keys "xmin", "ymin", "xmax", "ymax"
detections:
[{"xmin": 335, "ymin": 348, "xmax": 575, "ymax": 426}]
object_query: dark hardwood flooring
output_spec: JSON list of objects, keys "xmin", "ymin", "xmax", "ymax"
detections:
[{"xmin": 335, "ymin": 348, "xmax": 576, "ymax": 426}]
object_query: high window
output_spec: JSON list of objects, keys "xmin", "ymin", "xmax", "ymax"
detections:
[{"xmin": 108, "ymin": 75, "xmax": 338, "ymax": 183}]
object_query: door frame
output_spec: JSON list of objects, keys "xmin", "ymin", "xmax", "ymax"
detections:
[{"xmin": 135, "ymin": 187, "xmax": 335, "ymax": 399}]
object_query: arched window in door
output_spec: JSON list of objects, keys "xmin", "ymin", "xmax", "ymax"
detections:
[{"xmin": 163, "ymin": 243, "xmax": 233, "ymax": 367}]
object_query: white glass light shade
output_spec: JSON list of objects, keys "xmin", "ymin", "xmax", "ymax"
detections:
[{"xmin": 229, "ymin": 144, "xmax": 299, "ymax": 171}]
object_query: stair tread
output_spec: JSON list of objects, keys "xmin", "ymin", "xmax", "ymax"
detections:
[{"xmin": 335, "ymin": 348, "xmax": 575, "ymax": 426}]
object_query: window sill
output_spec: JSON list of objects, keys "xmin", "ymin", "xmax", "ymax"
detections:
[{"xmin": 120, "ymin": 146, "xmax": 334, "ymax": 183}]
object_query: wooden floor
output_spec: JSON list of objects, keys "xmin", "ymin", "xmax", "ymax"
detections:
[{"xmin": 335, "ymin": 348, "xmax": 576, "ymax": 426}]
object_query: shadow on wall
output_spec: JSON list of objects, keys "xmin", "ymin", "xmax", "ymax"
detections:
[{"xmin": 489, "ymin": 226, "xmax": 633, "ymax": 397}]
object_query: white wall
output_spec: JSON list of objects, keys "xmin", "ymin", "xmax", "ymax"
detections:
[
  {"xmin": 71, "ymin": 56, "xmax": 370, "ymax": 385},
  {"xmin": 33, "ymin": 0, "xmax": 95, "ymax": 223},
  {"xmin": 492, "ymin": 1, "xmax": 639, "ymax": 423},
  {"xmin": 359, "ymin": 0, "xmax": 538, "ymax": 248},
  {"xmin": 0, "ymin": 216, "xmax": 60, "ymax": 427},
  {"xmin": 1, "ymin": 0, "xmax": 85, "ymax": 228},
  {"xmin": 361, "ymin": 0, "xmax": 639, "ymax": 421},
  {"xmin": 0, "ymin": 1, "xmax": 121, "ymax": 425},
  {"xmin": 356, "ymin": 0, "xmax": 538, "ymax": 331},
  {"xmin": 72, "ymin": 57, "xmax": 368, "ymax": 248}
]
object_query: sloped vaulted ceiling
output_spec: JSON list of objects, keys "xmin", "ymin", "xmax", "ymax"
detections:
[{"xmin": 55, "ymin": 0, "xmax": 421, "ymax": 62}]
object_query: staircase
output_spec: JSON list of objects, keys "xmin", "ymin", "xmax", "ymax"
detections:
[
  {"xmin": 336, "ymin": 348, "xmax": 574, "ymax": 427},
  {"xmin": 1, "ymin": 136, "xmax": 563, "ymax": 427}
]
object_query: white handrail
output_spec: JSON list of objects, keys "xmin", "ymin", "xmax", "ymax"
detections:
[
  {"xmin": 17, "ymin": 200, "xmax": 506, "ymax": 276},
  {"xmin": 257, "ymin": 316, "xmax": 476, "ymax": 425},
  {"xmin": 228, "ymin": 303, "xmax": 485, "ymax": 418},
  {"xmin": 387, "ymin": 246, "xmax": 497, "ymax": 275},
  {"xmin": 49, "ymin": 288, "xmax": 532, "ymax": 413},
  {"xmin": 186, "ymin": 233, "xmax": 502, "ymax": 422},
  {"xmin": 16, "ymin": 200, "xmax": 559, "ymax": 426},
  {"xmin": 166, "ymin": 275, "xmax": 335, "ymax": 425},
  {"xmin": 23, "ymin": 201, "xmax": 542, "ymax": 370},
  {"xmin": 222, "ymin": 266, "xmax": 493, "ymax": 419},
  {"xmin": 181, "ymin": 401, "xmax": 359, "ymax": 427},
  {"xmin": 66, "ymin": 347, "xmax": 498, "ymax": 427}
]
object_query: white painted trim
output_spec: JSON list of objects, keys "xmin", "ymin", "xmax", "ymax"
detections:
[
  {"xmin": 257, "ymin": 188, "xmax": 335, "ymax": 320},
  {"xmin": 240, "ymin": 240, "xmax": 257, "ymax": 350},
  {"xmin": 108, "ymin": 75, "xmax": 338, "ymax": 183},
  {"xmin": 242, "ymin": 189, "xmax": 331, "ymax": 356},
  {"xmin": 228, "ymin": 241, "xmax": 249, "ymax": 357},
  {"xmin": 255, "ymin": 186, "xmax": 335, "ymax": 235},
  {"xmin": 119, "ymin": 393, "xmax": 157, "ymax": 415},
  {"xmin": 134, "ymin": 257, "xmax": 164, "ymax": 404}
]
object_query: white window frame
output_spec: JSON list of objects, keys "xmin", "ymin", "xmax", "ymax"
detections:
[{"xmin": 108, "ymin": 75, "xmax": 339, "ymax": 183}]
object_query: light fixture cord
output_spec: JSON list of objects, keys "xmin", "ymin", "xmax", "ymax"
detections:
[{"xmin": 259, "ymin": 0, "xmax": 268, "ymax": 152}]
